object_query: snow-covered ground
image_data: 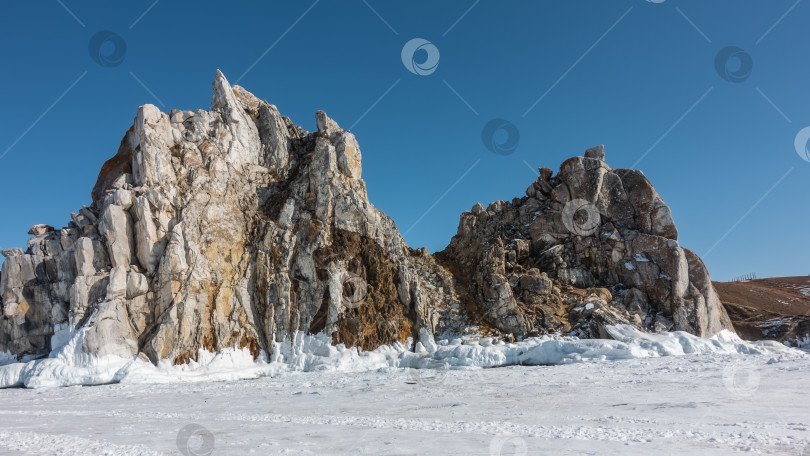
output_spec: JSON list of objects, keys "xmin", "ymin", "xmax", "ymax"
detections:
[
  {"xmin": 793, "ymin": 287, "xmax": 810, "ymax": 302},
  {"xmin": 0, "ymin": 327, "xmax": 808, "ymax": 455}
]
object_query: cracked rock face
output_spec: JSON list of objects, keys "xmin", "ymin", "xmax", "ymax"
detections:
[
  {"xmin": 0, "ymin": 73, "xmax": 732, "ymax": 364},
  {"xmin": 438, "ymin": 145, "xmax": 732, "ymax": 339}
]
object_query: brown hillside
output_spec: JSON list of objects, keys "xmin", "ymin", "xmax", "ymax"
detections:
[{"xmin": 714, "ymin": 276, "xmax": 810, "ymax": 343}]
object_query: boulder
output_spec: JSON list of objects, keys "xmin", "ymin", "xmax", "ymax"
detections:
[
  {"xmin": 28, "ymin": 224, "xmax": 55, "ymax": 236},
  {"xmin": 585, "ymin": 144, "xmax": 605, "ymax": 161}
]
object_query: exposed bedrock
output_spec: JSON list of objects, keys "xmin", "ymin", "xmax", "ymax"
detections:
[
  {"xmin": 0, "ymin": 73, "xmax": 731, "ymax": 364},
  {"xmin": 438, "ymin": 144, "xmax": 731, "ymax": 339}
]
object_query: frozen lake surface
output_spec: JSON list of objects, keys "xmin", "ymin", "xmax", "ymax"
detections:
[{"xmin": 0, "ymin": 348, "xmax": 808, "ymax": 455}]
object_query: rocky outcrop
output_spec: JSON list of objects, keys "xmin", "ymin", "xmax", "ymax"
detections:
[
  {"xmin": 0, "ymin": 72, "xmax": 732, "ymax": 365},
  {"xmin": 438, "ymin": 144, "xmax": 732, "ymax": 339}
]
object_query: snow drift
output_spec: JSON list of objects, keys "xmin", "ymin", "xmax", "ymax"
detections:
[{"xmin": 0, "ymin": 325, "xmax": 803, "ymax": 389}]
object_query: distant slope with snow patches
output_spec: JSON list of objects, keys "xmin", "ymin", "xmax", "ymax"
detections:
[{"xmin": 715, "ymin": 276, "xmax": 810, "ymax": 344}]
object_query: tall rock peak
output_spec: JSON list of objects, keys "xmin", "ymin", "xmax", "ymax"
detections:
[{"xmin": 0, "ymin": 72, "xmax": 731, "ymax": 365}]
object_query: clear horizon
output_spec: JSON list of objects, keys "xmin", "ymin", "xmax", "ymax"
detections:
[{"xmin": 1, "ymin": 1, "xmax": 808, "ymax": 281}]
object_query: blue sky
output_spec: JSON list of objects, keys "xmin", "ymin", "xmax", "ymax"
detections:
[{"xmin": 0, "ymin": 1, "xmax": 808, "ymax": 281}]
